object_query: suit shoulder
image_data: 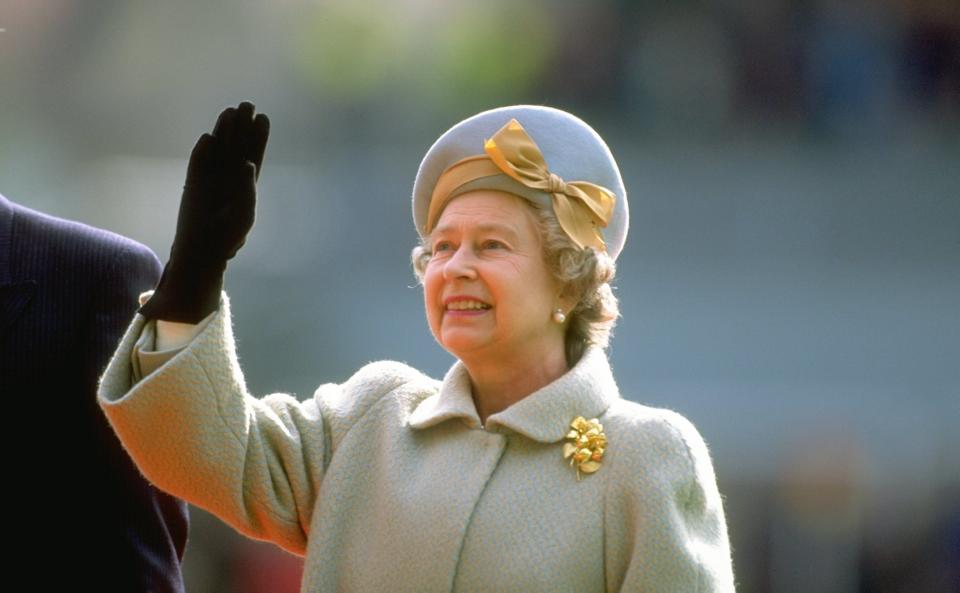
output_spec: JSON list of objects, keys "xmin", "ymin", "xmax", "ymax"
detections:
[{"xmin": 12, "ymin": 202, "xmax": 160, "ymax": 272}]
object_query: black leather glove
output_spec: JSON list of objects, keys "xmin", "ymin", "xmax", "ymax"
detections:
[{"xmin": 138, "ymin": 101, "xmax": 270, "ymax": 323}]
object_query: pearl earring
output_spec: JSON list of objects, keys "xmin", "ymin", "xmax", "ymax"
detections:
[{"xmin": 552, "ymin": 308, "xmax": 566, "ymax": 324}]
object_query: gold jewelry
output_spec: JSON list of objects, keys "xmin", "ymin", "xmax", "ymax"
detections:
[
  {"xmin": 427, "ymin": 119, "xmax": 616, "ymax": 252},
  {"xmin": 563, "ymin": 416, "xmax": 606, "ymax": 480}
]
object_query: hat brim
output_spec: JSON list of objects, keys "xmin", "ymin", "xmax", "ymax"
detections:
[{"xmin": 412, "ymin": 105, "xmax": 629, "ymax": 260}]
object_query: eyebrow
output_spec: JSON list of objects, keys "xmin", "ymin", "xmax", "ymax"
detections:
[{"xmin": 431, "ymin": 222, "xmax": 521, "ymax": 242}]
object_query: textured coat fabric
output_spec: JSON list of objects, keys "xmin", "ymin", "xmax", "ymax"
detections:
[
  {"xmin": 98, "ymin": 289, "xmax": 736, "ymax": 593},
  {"xmin": 0, "ymin": 194, "xmax": 189, "ymax": 591}
]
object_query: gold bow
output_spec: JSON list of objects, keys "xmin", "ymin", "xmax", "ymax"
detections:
[{"xmin": 427, "ymin": 119, "xmax": 616, "ymax": 251}]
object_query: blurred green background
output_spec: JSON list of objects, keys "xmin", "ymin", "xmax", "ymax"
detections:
[{"xmin": 2, "ymin": 0, "xmax": 958, "ymax": 591}]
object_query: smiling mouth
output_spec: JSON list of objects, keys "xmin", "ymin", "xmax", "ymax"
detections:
[{"xmin": 446, "ymin": 300, "xmax": 492, "ymax": 311}]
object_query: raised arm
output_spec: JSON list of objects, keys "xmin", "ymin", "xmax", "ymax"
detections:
[{"xmin": 97, "ymin": 104, "xmax": 328, "ymax": 555}]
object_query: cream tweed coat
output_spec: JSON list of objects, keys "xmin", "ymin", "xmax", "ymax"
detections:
[{"xmin": 97, "ymin": 291, "xmax": 736, "ymax": 592}]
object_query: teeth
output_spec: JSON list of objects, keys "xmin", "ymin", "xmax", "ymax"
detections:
[{"xmin": 447, "ymin": 300, "xmax": 491, "ymax": 310}]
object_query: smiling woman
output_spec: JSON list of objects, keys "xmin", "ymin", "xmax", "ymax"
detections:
[
  {"xmin": 413, "ymin": 189, "xmax": 620, "ymax": 374},
  {"xmin": 97, "ymin": 103, "xmax": 737, "ymax": 592},
  {"xmin": 420, "ymin": 190, "xmax": 570, "ymax": 422}
]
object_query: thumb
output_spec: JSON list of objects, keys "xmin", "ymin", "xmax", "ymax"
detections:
[
  {"xmin": 185, "ymin": 133, "xmax": 215, "ymax": 187},
  {"xmin": 243, "ymin": 161, "xmax": 258, "ymax": 186}
]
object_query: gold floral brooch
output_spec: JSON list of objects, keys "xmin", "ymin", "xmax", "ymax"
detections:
[{"xmin": 563, "ymin": 416, "xmax": 607, "ymax": 480}]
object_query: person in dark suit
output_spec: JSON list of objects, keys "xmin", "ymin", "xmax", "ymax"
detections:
[{"xmin": 0, "ymin": 192, "xmax": 188, "ymax": 592}]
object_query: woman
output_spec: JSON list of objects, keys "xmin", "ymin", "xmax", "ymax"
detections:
[{"xmin": 98, "ymin": 102, "xmax": 736, "ymax": 592}]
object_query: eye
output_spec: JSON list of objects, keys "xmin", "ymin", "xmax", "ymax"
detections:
[
  {"xmin": 432, "ymin": 240, "xmax": 453, "ymax": 253},
  {"xmin": 482, "ymin": 240, "xmax": 505, "ymax": 250}
]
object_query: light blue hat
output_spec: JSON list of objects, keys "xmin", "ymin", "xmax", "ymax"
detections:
[{"xmin": 412, "ymin": 105, "xmax": 629, "ymax": 260}]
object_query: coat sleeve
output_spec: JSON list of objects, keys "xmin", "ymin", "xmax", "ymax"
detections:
[
  {"xmin": 97, "ymin": 289, "xmax": 332, "ymax": 556},
  {"xmin": 604, "ymin": 409, "xmax": 737, "ymax": 593},
  {"xmin": 131, "ymin": 291, "xmax": 217, "ymax": 379}
]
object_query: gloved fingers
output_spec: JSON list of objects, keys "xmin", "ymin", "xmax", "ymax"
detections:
[
  {"xmin": 249, "ymin": 113, "xmax": 270, "ymax": 181},
  {"xmin": 217, "ymin": 102, "xmax": 260, "ymax": 174},
  {"xmin": 213, "ymin": 161, "xmax": 258, "ymax": 224},
  {"xmin": 203, "ymin": 108, "xmax": 233, "ymax": 181},
  {"xmin": 231, "ymin": 102, "xmax": 267, "ymax": 178},
  {"xmin": 232, "ymin": 103, "xmax": 255, "ymax": 156},
  {"xmin": 209, "ymin": 161, "xmax": 257, "ymax": 258},
  {"xmin": 236, "ymin": 101, "xmax": 255, "ymax": 123},
  {"xmin": 212, "ymin": 106, "xmax": 237, "ymax": 141},
  {"xmin": 239, "ymin": 161, "xmax": 259, "ymax": 216}
]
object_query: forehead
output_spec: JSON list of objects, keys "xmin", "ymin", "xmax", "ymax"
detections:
[{"xmin": 430, "ymin": 190, "xmax": 539, "ymax": 239}]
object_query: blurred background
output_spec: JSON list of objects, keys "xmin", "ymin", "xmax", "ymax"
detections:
[{"xmin": 2, "ymin": 0, "xmax": 958, "ymax": 591}]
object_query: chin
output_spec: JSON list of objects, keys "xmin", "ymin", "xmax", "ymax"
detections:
[{"xmin": 439, "ymin": 335, "xmax": 488, "ymax": 358}]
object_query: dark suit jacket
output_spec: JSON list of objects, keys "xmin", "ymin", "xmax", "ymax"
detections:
[{"xmin": 0, "ymin": 193, "xmax": 188, "ymax": 592}]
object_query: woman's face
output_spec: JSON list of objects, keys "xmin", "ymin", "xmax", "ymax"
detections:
[{"xmin": 424, "ymin": 190, "xmax": 566, "ymax": 365}]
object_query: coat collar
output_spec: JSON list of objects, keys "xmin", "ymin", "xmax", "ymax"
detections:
[{"xmin": 408, "ymin": 346, "xmax": 620, "ymax": 443}]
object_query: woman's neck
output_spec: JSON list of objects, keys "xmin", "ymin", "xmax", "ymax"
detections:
[{"xmin": 461, "ymin": 343, "xmax": 569, "ymax": 426}]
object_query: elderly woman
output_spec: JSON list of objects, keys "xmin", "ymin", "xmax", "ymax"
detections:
[{"xmin": 98, "ymin": 102, "xmax": 736, "ymax": 592}]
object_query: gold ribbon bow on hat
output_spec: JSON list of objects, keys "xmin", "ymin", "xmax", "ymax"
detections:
[{"xmin": 427, "ymin": 119, "xmax": 617, "ymax": 251}]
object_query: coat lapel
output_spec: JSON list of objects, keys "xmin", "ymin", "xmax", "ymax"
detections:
[
  {"xmin": 407, "ymin": 360, "xmax": 483, "ymax": 430},
  {"xmin": 483, "ymin": 347, "xmax": 620, "ymax": 442}
]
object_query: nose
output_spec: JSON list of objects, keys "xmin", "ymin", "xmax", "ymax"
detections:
[{"xmin": 442, "ymin": 245, "xmax": 478, "ymax": 281}]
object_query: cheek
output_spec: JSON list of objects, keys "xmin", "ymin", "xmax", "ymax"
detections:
[
  {"xmin": 423, "ymin": 270, "xmax": 442, "ymax": 326},
  {"xmin": 515, "ymin": 259, "xmax": 557, "ymax": 299},
  {"xmin": 508, "ymin": 258, "xmax": 528, "ymax": 275}
]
